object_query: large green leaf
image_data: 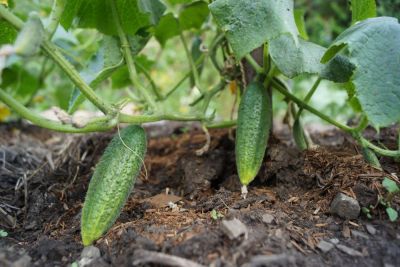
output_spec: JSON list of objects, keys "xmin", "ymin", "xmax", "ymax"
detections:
[
  {"xmin": 154, "ymin": 2, "xmax": 208, "ymax": 46},
  {"xmin": 60, "ymin": 0, "xmax": 166, "ymax": 35},
  {"xmin": 351, "ymin": 0, "xmax": 376, "ymax": 24},
  {"xmin": 167, "ymin": 0, "xmax": 192, "ymax": 4},
  {"xmin": 209, "ymin": 0, "xmax": 298, "ymax": 59},
  {"xmin": 154, "ymin": 13, "xmax": 180, "ymax": 46},
  {"xmin": 1, "ymin": 64, "xmax": 40, "ymax": 104},
  {"xmin": 269, "ymin": 34, "xmax": 354, "ymax": 82},
  {"xmin": 179, "ymin": 1, "xmax": 209, "ymax": 31},
  {"xmin": 322, "ymin": 17, "xmax": 400, "ymax": 128}
]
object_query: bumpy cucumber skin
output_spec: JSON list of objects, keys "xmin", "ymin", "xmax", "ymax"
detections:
[
  {"xmin": 81, "ymin": 125, "xmax": 146, "ymax": 246},
  {"xmin": 235, "ymin": 81, "xmax": 272, "ymax": 186},
  {"xmin": 14, "ymin": 13, "xmax": 44, "ymax": 57}
]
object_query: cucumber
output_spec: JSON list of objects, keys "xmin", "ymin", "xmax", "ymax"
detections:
[
  {"xmin": 81, "ymin": 125, "xmax": 147, "ymax": 246},
  {"xmin": 235, "ymin": 81, "xmax": 272, "ymax": 188},
  {"xmin": 14, "ymin": 12, "xmax": 44, "ymax": 57},
  {"xmin": 361, "ymin": 146, "xmax": 382, "ymax": 170},
  {"xmin": 293, "ymin": 118, "xmax": 308, "ymax": 151}
]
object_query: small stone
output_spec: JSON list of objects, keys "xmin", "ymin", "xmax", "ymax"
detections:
[
  {"xmin": 249, "ymin": 254, "xmax": 296, "ymax": 266},
  {"xmin": 366, "ymin": 224, "xmax": 377, "ymax": 235},
  {"xmin": 336, "ymin": 244, "xmax": 363, "ymax": 257},
  {"xmin": 351, "ymin": 230, "xmax": 369, "ymax": 239},
  {"xmin": 79, "ymin": 246, "xmax": 101, "ymax": 267},
  {"xmin": 221, "ymin": 218, "xmax": 248, "ymax": 240},
  {"xmin": 329, "ymin": 238, "xmax": 340, "ymax": 245},
  {"xmin": 81, "ymin": 246, "xmax": 100, "ymax": 259},
  {"xmin": 342, "ymin": 225, "xmax": 351, "ymax": 238},
  {"xmin": 262, "ymin": 213, "xmax": 275, "ymax": 224},
  {"xmin": 317, "ymin": 240, "xmax": 335, "ymax": 253},
  {"xmin": 11, "ymin": 254, "xmax": 31, "ymax": 267},
  {"xmin": 330, "ymin": 193, "xmax": 360, "ymax": 220}
]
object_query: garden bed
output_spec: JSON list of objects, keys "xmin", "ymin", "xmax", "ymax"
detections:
[{"xmin": 0, "ymin": 122, "xmax": 399, "ymax": 267}]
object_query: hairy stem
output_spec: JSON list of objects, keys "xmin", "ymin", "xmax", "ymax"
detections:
[{"xmin": 47, "ymin": 0, "xmax": 66, "ymax": 38}]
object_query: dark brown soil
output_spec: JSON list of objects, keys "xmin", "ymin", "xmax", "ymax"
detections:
[{"xmin": 0, "ymin": 122, "xmax": 399, "ymax": 267}]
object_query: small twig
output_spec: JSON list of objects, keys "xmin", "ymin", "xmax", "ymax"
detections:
[{"xmin": 132, "ymin": 249, "xmax": 205, "ymax": 267}]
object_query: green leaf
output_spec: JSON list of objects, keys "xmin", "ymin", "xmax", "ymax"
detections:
[
  {"xmin": 167, "ymin": 0, "xmax": 192, "ymax": 4},
  {"xmin": 209, "ymin": 0, "xmax": 299, "ymax": 59},
  {"xmin": 0, "ymin": 19, "xmax": 17, "ymax": 45},
  {"xmin": 294, "ymin": 9, "xmax": 309, "ymax": 40},
  {"xmin": 154, "ymin": 2, "xmax": 208, "ymax": 45},
  {"xmin": 61, "ymin": 0, "xmax": 166, "ymax": 36},
  {"xmin": 386, "ymin": 207, "xmax": 398, "ymax": 222},
  {"xmin": 1, "ymin": 64, "xmax": 40, "ymax": 104},
  {"xmin": 323, "ymin": 17, "xmax": 400, "ymax": 128},
  {"xmin": 351, "ymin": 0, "xmax": 376, "ymax": 24},
  {"xmin": 179, "ymin": 1, "xmax": 209, "ymax": 31},
  {"xmin": 269, "ymin": 34, "xmax": 354, "ymax": 82},
  {"xmin": 154, "ymin": 13, "xmax": 180, "ymax": 46},
  {"xmin": 68, "ymin": 36, "xmax": 124, "ymax": 113},
  {"xmin": 382, "ymin": 177, "xmax": 400, "ymax": 194}
]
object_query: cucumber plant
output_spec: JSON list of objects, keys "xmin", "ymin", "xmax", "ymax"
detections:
[{"xmin": 0, "ymin": 0, "xmax": 399, "ymax": 244}]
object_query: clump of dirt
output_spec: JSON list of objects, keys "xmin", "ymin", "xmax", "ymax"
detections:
[{"xmin": 0, "ymin": 122, "xmax": 399, "ymax": 267}]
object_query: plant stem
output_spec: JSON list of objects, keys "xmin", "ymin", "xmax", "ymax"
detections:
[
  {"xmin": 179, "ymin": 32, "xmax": 205, "ymax": 93},
  {"xmin": 42, "ymin": 41, "xmax": 113, "ymax": 114},
  {"xmin": 0, "ymin": 88, "xmax": 114, "ymax": 133},
  {"xmin": 0, "ymin": 5, "xmax": 113, "ymax": 115},
  {"xmin": 47, "ymin": 0, "xmax": 66, "ymax": 38},
  {"xmin": 118, "ymin": 113, "xmax": 206, "ymax": 124},
  {"xmin": 360, "ymin": 137, "xmax": 400, "ymax": 157},
  {"xmin": 245, "ymin": 54, "xmax": 264, "ymax": 74},
  {"xmin": 0, "ymin": 87, "xmax": 208, "ymax": 132},
  {"xmin": 135, "ymin": 60, "xmax": 162, "ymax": 100},
  {"xmin": 163, "ymin": 71, "xmax": 192, "ymax": 99},
  {"xmin": 201, "ymin": 81, "xmax": 227, "ymax": 114},
  {"xmin": 353, "ymin": 115, "xmax": 369, "ymax": 132},
  {"xmin": 206, "ymin": 120, "xmax": 237, "ymax": 129},
  {"xmin": 294, "ymin": 77, "xmax": 321, "ymax": 120},
  {"xmin": 271, "ymin": 78, "xmax": 354, "ymax": 132},
  {"xmin": 110, "ymin": 0, "xmax": 156, "ymax": 110}
]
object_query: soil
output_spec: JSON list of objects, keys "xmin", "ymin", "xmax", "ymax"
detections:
[{"xmin": 0, "ymin": 121, "xmax": 399, "ymax": 267}]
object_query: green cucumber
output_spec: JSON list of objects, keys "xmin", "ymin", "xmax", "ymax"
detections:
[
  {"xmin": 14, "ymin": 12, "xmax": 44, "ymax": 57},
  {"xmin": 293, "ymin": 118, "xmax": 308, "ymax": 151},
  {"xmin": 235, "ymin": 81, "xmax": 272, "ymax": 188},
  {"xmin": 81, "ymin": 125, "xmax": 147, "ymax": 246},
  {"xmin": 361, "ymin": 146, "xmax": 382, "ymax": 170}
]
